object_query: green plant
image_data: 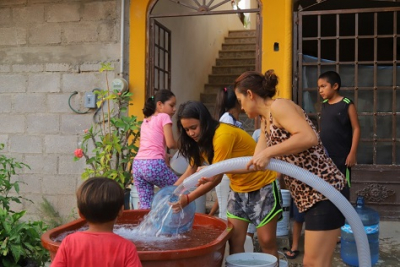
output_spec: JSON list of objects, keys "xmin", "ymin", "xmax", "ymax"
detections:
[
  {"xmin": 0, "ymin": 144, "xmax": 49, "ymax": 267},
  {"xmin": 37, "ymin": 197, "xmax": 78, "ymax": 229},
  {"xmin": 74, "ymin": 63, "xmax": 142, "ymax": 188},
  {"xmin": 0, "ymin": 144, "xmax": 30, "ymax": 212}
]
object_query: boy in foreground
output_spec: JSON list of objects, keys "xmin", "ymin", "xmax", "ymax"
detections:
[{"xmin": 52, "ymin": 177, "xmax": 142, "ymax": 267}]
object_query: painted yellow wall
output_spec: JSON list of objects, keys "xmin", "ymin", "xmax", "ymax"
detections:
[
  {"xmin": 129, "ymin": 1, "xmax": 149, "ymax": 120},
  {"xmin": 261, "ymin": 0, "xmax": 293, "ymax": 99},
  {"xmin": 129, "ymin": 0, "xmax": 293, "ymax": 118}
]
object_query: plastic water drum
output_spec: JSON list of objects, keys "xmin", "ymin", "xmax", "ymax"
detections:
[
  {"xmin": 151, "ymin": 185, "xmax": 196, "ymax": 234},
  {"xmin": 277, "ymin": 189, "xmax": 291, "ymax": 236},
  {"xmin": 226, "ymin": 252, "xmax": 277, "ymax": 267}
]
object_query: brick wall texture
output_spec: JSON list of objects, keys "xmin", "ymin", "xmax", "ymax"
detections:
[{"xmin": 0, "ymin": 0, "xmax": 123, "ymax": 219}]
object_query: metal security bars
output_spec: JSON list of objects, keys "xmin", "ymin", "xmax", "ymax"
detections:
[{"xmin": 296, "ymin": 7, "xmax": 400, "ymax": 165}]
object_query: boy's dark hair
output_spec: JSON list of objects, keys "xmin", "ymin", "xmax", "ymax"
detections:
[
  {"xmin": 77, "ymin": 177, "xmax": 124, "ymax": 224},
  {"xmin": 214, "ymin": 85, "xmax": 238, "ymax": 120},
  {"xmin": 142, "ymin": 89, "xmax": 175, "ymax": 117},
  {"xmin": 319, "ymin": 71, "xmax": 341, "ymax": 90}
]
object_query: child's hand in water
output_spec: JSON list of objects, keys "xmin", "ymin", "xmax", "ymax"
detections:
[{"xmin": 170, "ymin": 194, "xmax": 190, "ymax": 213}]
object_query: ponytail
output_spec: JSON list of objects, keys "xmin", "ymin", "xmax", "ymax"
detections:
[
  {"xmin": 142, "ymin": 96, "xmax": 155, "ymax": 117},
  {"xmin": 213, "ymin": 85, "xmax": 238, "ymax": 120},
  {"xmin": 142, "ymin": 89, "xmax": 175, "ymax": 117}
]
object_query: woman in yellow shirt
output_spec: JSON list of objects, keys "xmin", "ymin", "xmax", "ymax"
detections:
[{"xmin": 172, "ymin": 101, "xmax": 281, "ymax": 258}]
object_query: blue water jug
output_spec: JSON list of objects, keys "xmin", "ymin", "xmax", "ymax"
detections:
[
  {"xmin": 151, "ymin": 185, "xmax": 196, "ymax": 235},
  {"xmin": 341, "ymin": 196, "xmax": 379, "ymax": 266}
]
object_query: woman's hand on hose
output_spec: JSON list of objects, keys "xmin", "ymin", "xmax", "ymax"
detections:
[{"xmin": 247, "ymin": 149, "xmax": 271, "ymax": 171}]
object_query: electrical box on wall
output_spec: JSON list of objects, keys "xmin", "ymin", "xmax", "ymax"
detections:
[
  {"xmin": 111, "ymin": 78, "xmax": 128, "ymax": 92},
  {"xmin": 84, "ymin": 92, "xmax": 97, "ymax": 108}
]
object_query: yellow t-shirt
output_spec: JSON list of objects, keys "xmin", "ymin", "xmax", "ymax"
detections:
[{"xmin": 203, "ymin": 123, "xmax": 276, "ymax": 193}]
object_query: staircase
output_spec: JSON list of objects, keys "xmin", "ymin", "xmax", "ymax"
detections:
[
  {"xmin": 201, "ymin": 30, "xmax": 257, "ymax": 133},
  {"xmin": 203, "ymin": 30, "xmax": 257, "ymax": 213}
]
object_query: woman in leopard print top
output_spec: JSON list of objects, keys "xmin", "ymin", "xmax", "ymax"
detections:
[{"xmin": 234, "ymin": 70, "xmax": 346, "ymax": 267}]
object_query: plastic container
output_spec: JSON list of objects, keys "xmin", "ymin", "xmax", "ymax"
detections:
[
  {"xmin": 215, "ymin": 175, "xmax": 230, "ymax": 219},
  {"xmin": 170, "ymin": 151, "xmax": 189, "ymax": 175},
  {"xmin": 341, "ymin": 196, "xmax": 379, "ymax": 266},
  {"xmin": 225, "ymin": 252, "xmax": 277, "ymax": 267},
  {"xmin": 193, "ymin": 192, "xmax": 206, "ymax": 214},
  {"xmin": 130, "ymin": 184, "xmax": 140, "ymax": 210},
  {"xmin": 151, "ymin": 185, "xmax": 196, "ymax": 234},
  {"xmin": 244, "ymin": 235, "xmax": 254, "ymax": 253},
  {"xmin": 277, "ymin": 189, "xmax": 291, "ymax": 236}
]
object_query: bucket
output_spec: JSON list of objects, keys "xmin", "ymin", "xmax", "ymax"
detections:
[
  {"xmin": 194, "ymin": 193, "xmax": 206, "ymax": 214},
  {"xmin": 215, "ymin": 175, "xmax": 230, "ymax": 219},
  {"xmin": 130, "ymin": 184, "xmax": 140, "ymax": 210},
  {"xmin": 170, "ymin": 151, "xmax": 189, "ymax": 175},
  {"xmin": 277, "ymin": 189, "xmax": 291, "ymax": 236},
  {"xmin": 244, "ymin": 235, "xmax": 254, "ymax": 253},
  {"xmin": 225, "ymin": 252, "xmax": 277, "ymax": 267}
]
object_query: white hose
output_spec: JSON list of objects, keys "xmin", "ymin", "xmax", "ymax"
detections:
[{"xmin": 174, "ymin": 157, "xmax": 371, "ymax": 267}]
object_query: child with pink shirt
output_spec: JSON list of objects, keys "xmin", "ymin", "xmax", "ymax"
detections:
[{"xmin": 132, "ymin": 89, "xmax": 178, "ymax": 209}]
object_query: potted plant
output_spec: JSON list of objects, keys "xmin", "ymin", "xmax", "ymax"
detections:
[
  {"xmin": 0, "ymin": 144, "xmax": 50, "ymax": 267},
  {"xmin": 74, "ymin": 63, "xmax": 142, "ymax": 206}
]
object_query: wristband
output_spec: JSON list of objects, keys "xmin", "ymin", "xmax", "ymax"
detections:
[{"xmin": 186, "ymin": 194, "xmax": 190, "ymax": 204}]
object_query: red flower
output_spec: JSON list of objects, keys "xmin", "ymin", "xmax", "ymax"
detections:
[
  {"xmin": 84, "ymin": 129, "xmax": 88, "ymax": 133},
  {"xmin": 74, "ymin": 148, "xmax": 83, "ymax": 158}
]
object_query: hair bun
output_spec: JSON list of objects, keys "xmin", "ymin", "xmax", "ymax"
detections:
[{"xmin": 263, "ymin": 69, "xmax": 278, "ymax": 89}]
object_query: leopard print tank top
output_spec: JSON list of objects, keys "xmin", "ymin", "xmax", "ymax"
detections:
[{"xmin": 264, "ymin": 108, "xmax": 345, "ymax": 212}]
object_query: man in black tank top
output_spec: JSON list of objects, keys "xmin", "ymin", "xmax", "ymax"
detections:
[{"xmin": 318, "ymin": 71, "xmax": 361, "ymax": 200}]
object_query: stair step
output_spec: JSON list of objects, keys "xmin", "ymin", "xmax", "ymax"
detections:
[
  {"xmin": 219, "ymin": 50, "xmax": 256, "ymax": 58},
  {"xmin": 222, "ymin": 43, "xmax": 256, "ymax": 50},
  {"xmin": 216, "ymin": 57, "xmax": 256, "ymax": 66},
  {"xmin": 200, "ymin": 93, "xmax": 217, "ymax": 103},
  {"xmin": 212, "ymin": 65, "xmax": 255, "ymax": 74},
  {"xmin": 208, "ymin": 74, "xmax": 240, "ymax": 84},
  {"xmin": 204, "ymin": 83, "xmax": 230, "ymax": 94},
  {"xmin": 228, "ymin": 30, "xmax": 256, "ymax": 37},
  {"xmin": 224, "ymin": 36, "xmax": 256, "ymax": 44}
]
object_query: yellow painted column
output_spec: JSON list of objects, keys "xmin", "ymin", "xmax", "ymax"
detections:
[
  {"xmin": 128, "ymin": 1, "xmax": 150, "ymax": 119},
  {"xmin": 261, "ymin": 0, "xmax": 293, "ymax": 99}
]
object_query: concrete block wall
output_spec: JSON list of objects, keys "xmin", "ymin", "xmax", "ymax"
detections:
[{"xmin": 0, "ymin": 0, "xmax": 124, "ymax": 220}]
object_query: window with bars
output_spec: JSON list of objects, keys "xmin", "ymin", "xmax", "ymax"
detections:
[
  {"xmin": 149, "ymin": 20, "xmax": 171, "ymax": 96},
  {"xmin": 297, "ymin": 8, "xmax": 400, "ymax": 165}
]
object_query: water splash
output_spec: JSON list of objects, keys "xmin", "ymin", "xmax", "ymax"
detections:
[
  {"xmin": 173, "ymin": 184, "xmax": 187, "ymax": 196},
  {"xmin": 135, "ymin": 186, "xmax": 196, "ymax": 236}
]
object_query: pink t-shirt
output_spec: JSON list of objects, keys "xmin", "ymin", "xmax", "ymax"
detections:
[
  {"xmin": 51, "ymin": 231, "xmax": 142, "ymax": 267},
  {"xmin": 134, "ymin": 113, "xmax": 172, "ymax": 160}
]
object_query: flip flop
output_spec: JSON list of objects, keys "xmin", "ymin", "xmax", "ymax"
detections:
[{"xmin": 283, "ymin": 247, "xmax": 300, "ymax": 259}]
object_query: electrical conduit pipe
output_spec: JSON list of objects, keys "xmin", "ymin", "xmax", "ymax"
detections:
[{"xmin": 174, "ymin": 157, "xmax": 371, "ymax": 267}]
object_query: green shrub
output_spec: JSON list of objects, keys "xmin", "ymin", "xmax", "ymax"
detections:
[{"xmin": 0, "ymin": 144, "xmax": 50, "ymax": 266}]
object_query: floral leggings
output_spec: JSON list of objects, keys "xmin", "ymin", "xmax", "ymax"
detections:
[{"xmin": 132, "ymin": 159, "xmax": 178, "ymax": 209}]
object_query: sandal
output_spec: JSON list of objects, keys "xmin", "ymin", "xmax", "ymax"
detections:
[{"xmin": 283, "ymin": 247, "xmax": 300, "ymax": 259}]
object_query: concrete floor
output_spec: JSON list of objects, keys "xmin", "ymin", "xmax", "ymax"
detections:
[
  {"xmin": 222, "ymin": 220, "xmax": 400, "ymax": 267},
  {"xmin": 284, "ymin": 220, "xmax": 400, "ymax": 267}
]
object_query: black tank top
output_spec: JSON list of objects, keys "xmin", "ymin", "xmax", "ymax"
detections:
[{"xmin": 320, "ymin": 97, "xmax": 353, "ymax": 158}]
